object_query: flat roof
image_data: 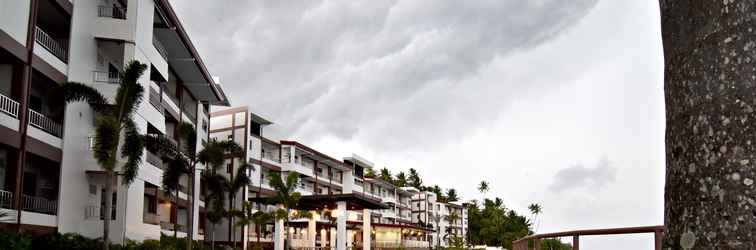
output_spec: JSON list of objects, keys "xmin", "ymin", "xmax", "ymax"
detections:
[
  {"xmin": 343, "ymin": 154, "xmax": 374, "ymax": 169},
  {"xmin": 250, "ymin": 193, "xmax": 389, "ymax": 210},
  {"xmin": 280, "ymin": 141, "xmax": 349, "ymax": 169}
]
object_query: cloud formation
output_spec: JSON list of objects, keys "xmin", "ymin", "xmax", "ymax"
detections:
[
  {"xmin": 549, "ymin": 157, "xmax": 618, "ymax": 192},
  {"xmin": 171, "ymin": 0, "xmax": 598, "ymax": 151}
]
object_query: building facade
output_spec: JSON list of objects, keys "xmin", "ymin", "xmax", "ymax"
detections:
[
  {"xmin": 210, "ymin": 107, "xmax": 467, "ymax": 249},
  {"xmin": 0, "ymin": 0, "xmax": 227, "ymax": 243}
]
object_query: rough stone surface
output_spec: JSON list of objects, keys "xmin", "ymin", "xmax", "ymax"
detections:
[{"xmin": 661, "ymin": 1, "xmax": 756, "ymax": 249}]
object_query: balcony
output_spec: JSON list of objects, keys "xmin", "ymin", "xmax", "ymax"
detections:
[
  {"xmin": 34, "ymin": 26, "xmax": 68, "ymax": 63},
  {"xmin": 28, "ymin": 109, "xmax": 62, "ymax": 137},
  {"xmin": 143, "ymin": 212, "xmax": 160, "ymax": 225},
  {"xmin": 0, "ymin": 93, "xmax": 20, "ymax": 118},
  {"xmin": 98, "ymin": 5, "xmax": 127, "ymax": 19},
  {"xmin": 93, "ymin": 71, "xmax": 120, "ymax": 84},
  {"xmin": 148, "ymin": 86, "xmax": 162, "ymax": 113},
  {"xmin": 146, "ymin": 151, "xmax": 163, "ymax": 169},
  {"xmin": 22, "ymin": 194, "xmax": 57, "ymax": 215},
  {"xmin": 0, "ymin": 189, "xmax": 13, "ymax": 208},
  {"xmin": 153, "ymin": 36, "xmax": 168, "ymax": 61}
]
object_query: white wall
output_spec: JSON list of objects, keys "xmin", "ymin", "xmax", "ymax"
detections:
[{"xmin": 0, "ymin": 0, "xmax": 31, "ymax": 45}]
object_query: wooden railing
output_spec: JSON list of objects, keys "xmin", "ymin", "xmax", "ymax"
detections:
[
  {"xmin": 0, "ymin": 93, "xmax": 19, "ymax": 118},
  {"xmin": 512, "ymin": 225, "xmax": 664, "ymax": 250},
  {"xmin": 93, "ymin": 71, "xmax": 120, "ymax": 84}
]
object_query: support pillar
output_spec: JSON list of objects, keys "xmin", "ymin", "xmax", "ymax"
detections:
[
  {"xmin": 572, "ymin": 235, "xmax": 579, "ymax": 250},
  {"xmin": 308, "ymin": 213, "xmax": 317, "ymax": 248},
  {"xmin": 336, "ymin": 201, "xmax": 347, "ymax": 250},
  {"xmin": 274, "ymin": 209, "xmax": 284, "ymax": 250},
  {"xmin": 362, "ymin": 209, "xmax": 371, "ymax": 250}
]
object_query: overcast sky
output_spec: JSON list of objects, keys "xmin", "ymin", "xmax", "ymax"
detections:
[{"xmin": 171, "ymin": 0, "xmax": 665, "ymax": 248}]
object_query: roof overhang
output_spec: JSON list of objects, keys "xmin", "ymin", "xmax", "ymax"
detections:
[
  {"xmin": 250, "ymin": 193, "xmax": 389, "ymax": 210},
  {"xmin": 281, "ymin": 141, "xmax": 350, "ymax": 170},
  {"xmin": 343, "ymin": 154, "xmax": 374, "ymax": 169},
  {"xmin": 153, "ymin": 0, "xmax": 228, "ymax": 106}
]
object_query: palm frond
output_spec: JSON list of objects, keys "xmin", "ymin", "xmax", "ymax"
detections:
[
  {"xmin": 231, "ymin": 163, "xmax": 252, "ymax": 192},
  {"xmin": 93, "ymin": 116, "xmax": 120, "ymax": 170},
  {"xmin": 163, "ymin": 158, "xmax": 187, "ymax": 193},
  {"xmin": 49, "ymin": 82, "xmax": 108, "ymax": 109},
  {"xmin": 197, "ymin": 140, "xmax": 227, "ymax": 171},
  {"xmin": 177, "ymin": 122, "xmax": 197, "ymax": 157},
  {"xmin": 120, "ymin": 119, "xmax": 144, "ymax": 184},
  {"xmin": 114, "ymin": 61, "xmax": 147, "ymax": 120},
  {"xmin": 143, "ymin": 133, "xmax": 180, "ymax": 160}
]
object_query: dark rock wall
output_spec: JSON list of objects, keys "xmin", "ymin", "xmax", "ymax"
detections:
[{"xmin": 660, "ymin": 0, "xmax": 756, "ymax": 249}]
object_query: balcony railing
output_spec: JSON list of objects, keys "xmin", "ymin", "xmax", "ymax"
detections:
[
  {"xmin": 34, "ymin": 27, "xmax": 68, "ymax": 62},
  {"xmin": 93, "ymin": 71, "xmax": 121, "ymax": 84},
  {"xmin": 98, "ymin": 5, "xmax": 127, "ymax": 19},
  {"xmin": 146, "ymin": 151, "xmax": 163, "ymax": 169},
  {"xmin": 22, "ymin": 194, "xmax": 57, "ymax": 215},
  {"xmin": 512, "ymin": 225, "xmax": 664, "ymax": 250},
  {"xmin": 160, "ymin": 221, "xmax": 187, "ymax": 232},
  {"xmin": 143, "ymin": 212, "xmax": 160, "ymax": 225},
  {"xmin": 153, "ymin": 36, "xmax": 168, "ymax": 60},
  {"xmin": 28, "ymin": 109, "xmax": 62, "ymax": 137},
  {"xmin": 0, "ymin": 190, "xmax": 13, "ymax": 208},
  {"xmin": 149, "ymin": 86, "xmax": 162, "ymax": 112},
  {"xmin": 0, "ymin": 93, "xmax": 19, "ymax": 118}
]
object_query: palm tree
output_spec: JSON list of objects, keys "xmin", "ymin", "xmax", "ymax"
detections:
[
  {"xmin": 478, "ymin": 181, "xmax": 489, "ymax": 199},
  {"xmin": 363, "ymin": 168, "xmax": 376, "ymax": 178},
  {"xmin": 220, "ymin": 162, "xmax": 252, "ymax": 247},
  {"xmin": 444, "ymin": 211, "xmax": 461, "ymax": 243},
  {"xmin": 408, "ymin": 168, "xmax": 422, "ymax": 189},
  {"xmin": 146, "ymin": 126, "xmax": 246, "ymax": 250},
  {"xmin": 431, "ymin": 213, "xmax": 442, "ymax": 247},
  {"xmin": 267, "ymin": 172, "xmax": 302, "ymax": 250},
  {"xmin": 446, "ymin": 189, "xmax": 460, "ymax": 202},
  {"xmin": 51, "ymin": 60, "xmax": 148, "ymax": 250},
  {"xmin": 528, "ymin": 203, "xmax": 542, "ymax": 233},
  {"xmin": 394, "ymin": 171, "xmax": 408, "ymax": 187},
  {"xmin": 250, "ymin": 210, "xmax": 273, "ymax": 246},
  {"xmin": 379, "ymin": 167, "xmax": 393, "ymax": 183}
]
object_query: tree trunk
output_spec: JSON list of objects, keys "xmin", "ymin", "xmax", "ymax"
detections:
[
  {"xmin": 229, "ymin": 196, "xmax": 235, "ymax": 248},
  {"xmin": 211, "ymin": 223, "xmax": 215, "ymax": 250},
  {"xmin": 174, "ymin": 189, "xmax": 178, "ymax": 238},
  {"xmin": 188, "ymin": 169, "xmax": 195, "ymax": 250},
  {"xmin": 660, "ymin": 1, "xmax": 756, "ymax": 249},
  {"xmin": 103, "ymin": 170, "xmax": 113, "ymax": 250}
]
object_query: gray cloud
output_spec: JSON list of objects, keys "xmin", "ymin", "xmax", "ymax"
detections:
[
  {"xmin": 171, "ymin": 0, "xmax": 599, "ymax": 151},
  {"xmin": 549, "ymin": 157, "xmax": 618, "ymax": 192}
]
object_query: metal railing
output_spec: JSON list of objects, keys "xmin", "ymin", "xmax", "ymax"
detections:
[
  {"xmin": 512, "ymin": 225, "xmax": 665, "ymax": 250},
  {"xmin": 98, "ymin": 5, "xmax": 127, "ymax": 19},
  {"xmin": 34, "ymin": 27, "xmax": 68, "ymax": 62},
  {"xmin": 0, "ymin": 93, "xmax": 19, "ymax": 118},
  {"xmin": 149, "ymin": 86, "xmax": 162, "ymax": 112},
  {"xmin": 153, "ymin": 36, "xmax": 168, "ymax": 60},
  {"xmin": 22, "ymin": 194, "xmax": 57, "ymax": 215},
  {"xmin": 146, "ymin": 151, "xmax": 163, "ymax": 169},
  {"xmin": 0, "ymin": 190, "xmax": 12, "ymax": 208},
  {"xmin": 93, "ymin": 71, "xmax": 121, "ymax": 84},
  {"xmin": 28, "ymin": 109, "xmax": 62, "ymax": 137}
]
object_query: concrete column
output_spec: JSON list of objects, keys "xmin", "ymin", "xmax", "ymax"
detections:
[
  {"xmin": 336, "ymin": 201, "xmax": 347, "ymax": 250},
  {"xmin": 308, "ymin": 213, "xmax": 317, "ymax": 248},
  {"xmin": 362, "ymin": 209, "xmax": 371, "ymax": 250},
  {"xmin": 274, "ymin": 210, "xmax": 284, "ymax": 250}
]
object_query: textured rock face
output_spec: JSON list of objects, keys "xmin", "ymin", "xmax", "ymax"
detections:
[{"xmin": 660, "ymin": 1, "xmax": 756, "ymax": 249}]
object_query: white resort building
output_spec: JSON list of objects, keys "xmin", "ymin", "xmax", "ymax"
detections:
[
  {"xmin": 0, "ymin": 0, "xmax": 228, "ymax": 243},
  {"xmin": 210, "ymin": 107, "xmax": 469, "ymax": 249}
]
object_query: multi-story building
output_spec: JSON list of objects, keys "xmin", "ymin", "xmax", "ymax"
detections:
[
  {"xmin": 408, "ymin": 188, "xmax": 468, "ymax": 247},
  {"xmin": 209, "ymin": 107, "xmax": 465, "ymax": 249},
  {"xmin": 0, "ymin": 0, "xmax": 227, "ymax": 243}
]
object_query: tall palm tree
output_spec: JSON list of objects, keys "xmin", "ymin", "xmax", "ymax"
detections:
[
  {"xmin": 267, "ymin": 172, "xmax": 302, "ymax": 250},
  {"xmin": 220, "ymin": 162, "xmax": 252, "ymax": 248},
  {"xmin": 146, "ymin": 125, "xmax": 246, "ymax": 250},
  {"xmin": 51, "ymin": 60, "xmax": 147, "ymax": 250},
  {"xmin": 478, "ymin": 181, "xmax": 489, "ymax": 199},
  {"xmin": 528, "ymin": 203, "xmax": 542, "ymax": 233}
]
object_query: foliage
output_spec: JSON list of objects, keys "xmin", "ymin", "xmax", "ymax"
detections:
[
  {"xmin": 408, "ymin": 168, "xmax": 423, "ymax": 189},
  {"xmin": 467, "ymin": 198, "xmax": 533, "ymax": 249},
  {"xmin": 0, "ymin": 232, "xmax": 236, "ymax": 250},
  {"xmin": 539, "ymin": 239, "xmax": 572, "ymax": 250},
  {"xmin": 52, "ymin": 60, "xmax": 148, "ymax": 250},
  {"xmin": 394, "ymin": 171, "xmax": 408, "ymax": 187},
  {"xmin": 379, "ymin": 167, "xmax": 393, "ymax": 183},
  {"xmin": 446, "ymin": 189, "xmax": 460, "ymax": 202}
]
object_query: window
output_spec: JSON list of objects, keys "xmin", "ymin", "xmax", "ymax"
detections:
[
  {"xmin": 144, "ymin": 194, "xmax": 157, "ymax": 213},
  {"xmin": 100, "ymin": 188, "xmax": 117, "ymax": 220},
  {"xmin": 227, "ymin": 163, "xmax": 232, "ymax": 173}
]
